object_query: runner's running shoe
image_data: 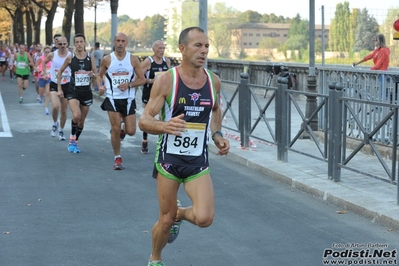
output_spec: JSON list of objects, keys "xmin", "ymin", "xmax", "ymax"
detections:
[
  {"xmin": 59, "ymin": 131, "xmax": 66, "ymax": 141},
  {"xmin": 168, "ymin": 200, "xmax": 183, "ymax": 243},
  {"xmin": 19, "ymin": 97, "xmax": 23, "ymax": 103},
  {"xmin": 74, "ymin": 141, "xmax": 80, "ymax": 153},
  {"xmin": 113, "ymin": 157, "xmax": 123, "ymax": 170},
  {"xmin": 68, "ymin": 137, "xmax": 76, "ymax": 153},
  {"xmin": 147, "ymin": 260, "xmax": 165, "ymax": 266},
  {"xmin": 141, "ymin": 140, "xmax": 148, "ymax": 154},
  {"xmin": 51, "ymin": 122, "xmax": 59, "ymax": 137},
  {"xmin": 120, "ymin": 121, "xmax": 126, "ymax": 141}
]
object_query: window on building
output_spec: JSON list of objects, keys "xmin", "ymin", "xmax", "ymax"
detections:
[
  {"xmin": 263, "ymin": 34, "xmax": 267, "ymax": 37},
  {"xmin": 243, "ymin": 33, "xmax": 248, "ymax": 36},
  {"xmin": 249, "ymin": 42, "xmax": 252, "ymax": 45},
  {"xmin": 256, "ymin": 33, "xmax": 260, "ymax": 37},
  {"xmin": 249, "ymin": 33, "xmax": 253, "ymax": 36},
  {"xmin": 243, "ymin": 42, "xmax": 247, "ymax": 45}
]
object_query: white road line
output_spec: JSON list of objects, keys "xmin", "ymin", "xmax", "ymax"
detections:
[{"xmin": 0, "ymin": 92, "xmax": 12, "ymax": 137}]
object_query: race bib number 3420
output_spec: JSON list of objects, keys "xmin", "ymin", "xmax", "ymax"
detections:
[
  {"xmin": 111, "ymin": 72, "xmax": 130, "ymax": 86},
  {"xmin": 166, "ymin": 122, "xmax": 206, "ymax": 156}
]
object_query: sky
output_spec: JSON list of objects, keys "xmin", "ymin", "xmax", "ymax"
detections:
[{"xmin": 50, "ymin": 0, "xmax": 398, "ymax": 27}]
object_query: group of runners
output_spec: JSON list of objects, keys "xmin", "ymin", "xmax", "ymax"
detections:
[{"xmin": 2, "ymin": 27, "xmax": 230, "ymax": 266}]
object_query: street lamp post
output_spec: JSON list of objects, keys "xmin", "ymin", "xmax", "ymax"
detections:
[
  {"xmin": 110, "ymin": 0, "xmax": 118, "ymax": 48},
  {"xmin": 94, "ymin": 0, "xmax": 97, "ymax": 44}
]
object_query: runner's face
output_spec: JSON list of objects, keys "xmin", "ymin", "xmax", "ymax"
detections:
[
  {"xmin": 113, "ymin": 35, "xmax": 128, "ymax": 52},
  {"xmin": 57, "ymin": 38, "xmax": 68, "ymax": 52},
  {"xmin": 74, "ymin": 37, "xmax": 85, "ymax": 52},
  {"xmin": 182, "ymin": 30, "xmax": 209, "ymax": 67},
  {"xmin": 153, "ymin": 42, "xmax": 165, "ymax": 58}
]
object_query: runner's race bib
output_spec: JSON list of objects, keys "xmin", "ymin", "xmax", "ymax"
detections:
[
  {"xmin": 166, "ymin": 122, "xmax": 206, "ymax": 156},
  {"xmin": 17, "ymin": 62, "xmax": 26, "ymax": 68},
  {"xmin": 75, "ymin": 71, "xmax": 90, "ymax": 86},
  {"xmin": 111, "ymin": 72, "xmax": 130, "ymax": 87},
  {"xmin": 55, "ymin": 69, "xmax": 70, "ymax": 84}
]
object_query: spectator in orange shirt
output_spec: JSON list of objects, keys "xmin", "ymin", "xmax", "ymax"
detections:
[{"xmin": 353, "ymin": 34, "xmax": 390, "ymax": 70}]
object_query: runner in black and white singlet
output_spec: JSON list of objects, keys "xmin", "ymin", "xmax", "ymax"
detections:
[
  {"xmin": 139, "ymin": 27, "xmax": 230, "ymax": 266},
  {"xmin": 154, "ymin": 67, "xmax": 217, "ymax": 169},
  {"xmin": 57, "ymin": 33, "xmax": 97, "ymax": 154},
  {"xmin": 140, "ymin": 40, "xmax": 171, "ymax": 154},
  {"xmin": 97, "ymin": 32, "xmax": 146, "ymax": 170},
  {"xmin": 43, "ymin": 36, "xmax": 71, "ymax": 141}
]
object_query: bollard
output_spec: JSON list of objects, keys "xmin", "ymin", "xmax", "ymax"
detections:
[
  {"xmin": 333, "ymin": 82, "xmax": 344, "ymax": 182},
  {"xmin": 327, "ymin": 82, "xmax": 336, "ymax": 179},
  {"xmin": 276, "ymin": 75, "xmax": 289, "ymax": 162},
  {"xmin": 238, "ymin": 72, "xmax": 250, "ymax": 147},
  {"xmin": 327, "ymin": 82, "xmax": 343, "ymax": 182}
]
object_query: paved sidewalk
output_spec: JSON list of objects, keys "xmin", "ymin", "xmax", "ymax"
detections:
[{"xmin": 91, "ymin": 89, "xmax": 399, "ymax": 230}]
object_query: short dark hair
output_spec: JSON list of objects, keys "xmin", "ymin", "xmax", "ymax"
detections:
[
  {"xmin": 53, "ymin": 33, "xmax": 61, "ymax": 39},
  {"xmin": 178, "ymin": 27, "xmax": 205, "ymax": 45},
  {"xmin": 95, "ymin": 42, "xmax": 100, "ymax": 48},
  {"xmin": 74, "ymin": 33, "xmax": 86, "ymax": 42}
]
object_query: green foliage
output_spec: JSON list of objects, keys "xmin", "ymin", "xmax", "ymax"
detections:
[
  {"xmin": 285, "ymin": 14, "xmax": 309, "ymax": 51},
  {"xmin": 208, "ymin": 2, "xmax": 239, "ymax": 57},
  {"xmin": 237, "ymin": 10, "xmax": 262, "ymax": 23},
  {"xmin": 328, "ymin": 2, "xmax": 351, "ymax": 52},
  {"xmin": 353, "ymin": 8, "xmax": 379, "ymax": 52}
]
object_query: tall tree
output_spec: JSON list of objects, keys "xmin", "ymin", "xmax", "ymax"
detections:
[
  {"xmin": 74, "ymin": 0, "xmax": 84, "ymax": 36},
  {"xmin": 237, "ymin": 10, "xmax": 262, "ymax": 23},
  {"xmin": 62, "ymin": 0, "xmax": 74, "ymax": 43},
  {"xmin": 285, "ymin": 14, "xmax": 309, "ymax": 50},
  {"xmin": 328, "ymin": 2, "xmax": 351, "ymax": 52},
  {"xmin": 25, "ymin": 7, "xmax": 32, "ymax": 45},
  {"xmin": 349, "ymin": 8, "xmax": 360, "ymax": 51},
  {"xmin": 30, "ymin": 0, "xmax": 59, "ymax": 45},
  {"xmin": 208, "ymin": 2, "xmax": 239, "ymax": 57},
  {"xmin": 29, "ymin": 1, "xmax": 44, "ymax": 44},
  {"xmin": 353, "ymin": 8, "xmax": 379, "ymax": 52},
  {"xmin": 148, "ymin": 14, "xmax": 166, "ymax": 44}
]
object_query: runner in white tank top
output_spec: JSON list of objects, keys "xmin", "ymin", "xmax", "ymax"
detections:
[
  {"xmin": 42, "ymin": 36, "xmax": 71, "ymax": 141},
  {"xmin": 97, "ymin": 32, "xmax": 146, "ymax": 170}
]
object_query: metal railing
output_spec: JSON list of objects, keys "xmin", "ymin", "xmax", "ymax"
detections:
[{"xmin": 218, "ymin": 67, "xmax": 399, "ymax": 204}]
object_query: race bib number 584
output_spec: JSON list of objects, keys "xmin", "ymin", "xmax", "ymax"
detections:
[{"xmin": 167, "ymin": 122, "xmax": 206, "ymax": 156}]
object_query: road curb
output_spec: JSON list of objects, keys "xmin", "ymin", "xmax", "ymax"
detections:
[{"xmin": 208, "ymin": 144, "xmax": 399, "ymax": 231}]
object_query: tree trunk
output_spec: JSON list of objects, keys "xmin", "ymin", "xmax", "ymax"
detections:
[
  {"xmin": 25, "ymin": 10, "xmax": 32, "ymax": 46},
  {"xmin": 14, "ymin": 8, "xmax": 24, "ymax": 44},
  {"xmin": 30, "ymin": 6, "xmax": 43, "ymax": 45},
  {"xmin": 74, "ymin": 0, "xmax": 84, "ymax": 36},
  {"xmin": 45, "ymin": 0, "xmax": 59, "ymax": 46},
  {"xmin": 63, "ymin": 0, "xmax": 75, "ymax": 43}
]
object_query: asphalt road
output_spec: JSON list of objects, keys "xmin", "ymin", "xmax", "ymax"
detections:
[{"xmin": 0, "ymin": 77, "xmax": 398, "ymax": 266}]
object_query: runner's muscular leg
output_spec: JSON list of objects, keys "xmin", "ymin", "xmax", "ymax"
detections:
[
  {"xmin": 181, "ymin": 173, "xmax": 215, "ymax": 227},
  {"xmin": 108, "ymin": 111, "xmax": 122, "ymax": 156},
  {"xmin": 78, "ymin": 105, "xmax": 90, "ymax": 128},
  {"xmin": 60, "ymin": 97, "xmax": 68, "ymax": 129},
  {"xmin": 50, "ymin": 92, "xmax": 60, "ymax": 122},
  {"xmin": 68, "ymin": 99, "xmax": 81, "ymax": 124},
  {"xmin": 123, "ymin": 114, "xmax": 136, "ymax": 136},
  {"xmin": 151, "ymin": 173, "xmax": 180, "ymax": 261}
]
